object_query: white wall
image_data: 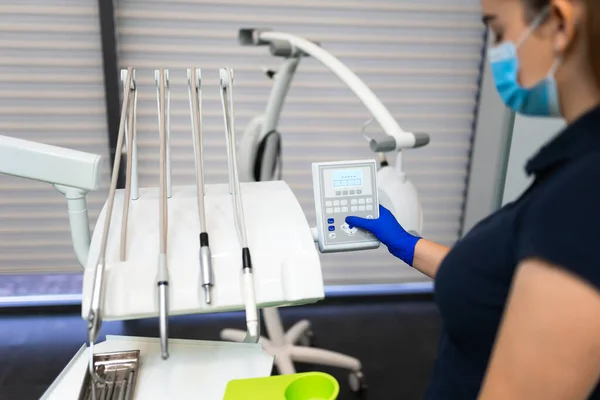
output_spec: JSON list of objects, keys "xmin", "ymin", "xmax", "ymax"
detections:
[
  {"xmin": 462, "ymin": 41, "xmax": 514, "ymax": 234},
  {"xmin": 501, "ymin": 115, "xmax": 565, "ymax": 205}
]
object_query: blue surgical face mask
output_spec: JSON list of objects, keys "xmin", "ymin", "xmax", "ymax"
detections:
[{"xmin": 487, "ymin": 8, "xmax": 562, "ymax": 117}]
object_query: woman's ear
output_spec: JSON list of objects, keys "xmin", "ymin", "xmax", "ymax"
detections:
[{"xmin": 552, "ymin": 0, "xmax": 577, "ymax": 54}]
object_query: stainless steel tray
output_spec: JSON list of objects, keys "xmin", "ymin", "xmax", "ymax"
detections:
[{"xmin": 78, "ymin": 350, "xmax": 140, "ymax": 400}]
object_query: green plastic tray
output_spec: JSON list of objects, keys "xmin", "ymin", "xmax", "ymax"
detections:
[{"xmin": 223, "ymin": 372, "xmax": 339, "ymax": 400}]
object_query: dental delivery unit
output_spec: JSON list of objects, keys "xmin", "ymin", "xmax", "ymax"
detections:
[{"xmin": 0, "ymin": 28, "xmax": 429, "ymax": 399}]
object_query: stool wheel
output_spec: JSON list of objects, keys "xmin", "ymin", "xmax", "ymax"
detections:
[{"xmin": 348, "ymin": 370, "xmax": 367, "ymax": 393}]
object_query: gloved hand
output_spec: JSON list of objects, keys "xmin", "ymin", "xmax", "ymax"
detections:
[{"xmin": 346, "ymin": 204, "xmax": 421, "ymax": 266}]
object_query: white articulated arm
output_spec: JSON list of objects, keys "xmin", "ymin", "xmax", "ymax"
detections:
[
  {"xmin": 238, "ymin": 29, "xmax": 427, "ymax": 237},
  {"xmin": 0, "ymin": 134, "xmax": 102, "ymax": 191},
  {"xmin": 0, "ymin": 134, "xmax": 102, "ymax": 268},
  {"xmin": 240, "ymin": 29, "xmax": 430, "ymax": 152}
]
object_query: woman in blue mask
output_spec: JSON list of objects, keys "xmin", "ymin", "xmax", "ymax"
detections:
[{"xmin": 347, "ymin": 0, "xmax": 600, "ymax": 398}]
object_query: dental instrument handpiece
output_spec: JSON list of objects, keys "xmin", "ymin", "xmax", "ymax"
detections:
[
  {"xmin": 120, "ymin": 69, "xmax": 138, "ymax": 261},
  {"xmin": 87, "ymin": 67, "xmax": 135, "ymax": 383},
  {"xmin": 187, "ymin": 68, "xmax": 214, "ymax": 305},
  {"xmin": 155, "ymin": 68, "xmax": 170, "ymax": 360},
  {"xmin": 219, "ymin": 68, "xmax": 260, "ymax": 343}
]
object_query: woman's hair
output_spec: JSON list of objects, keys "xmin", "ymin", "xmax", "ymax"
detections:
[{"xmin": 524, "ymin": 0, "xmax": 600, "ymax": 90}]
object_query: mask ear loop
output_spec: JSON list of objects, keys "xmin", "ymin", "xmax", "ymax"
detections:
[
  {"xmin": 546, "ymin": 19, "xmax": 565, "ymax": 78},
  {"xmin": 516, "ymin": 5, "xmax": 552, "ymax": 48},
  {"xmin": 547, "ymin": 56, "xmax": 562, "ymax": 77}
]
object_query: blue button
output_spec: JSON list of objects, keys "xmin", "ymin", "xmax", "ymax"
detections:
[
  {"xmin": 327, "ymin": 218, "xmax": 334, "ymax": 224},
  {"xmin": 328, "ymin": 226, "xmax": 335, "ymax": 232}
]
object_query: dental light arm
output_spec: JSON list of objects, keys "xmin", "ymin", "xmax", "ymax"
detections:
[
  {"xmin": 238, "ymin": 28, "xmax": 426, "ymax": 236},
  {"xmin": 0, "ymin": 134, "xmax": 102, "ymax": 267},
  {"xmin": 239, "ymin": 29, "xmax": 430, "ymax": 153}
]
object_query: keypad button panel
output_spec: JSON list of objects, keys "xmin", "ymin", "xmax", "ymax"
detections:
[
  {"xmin": 326, "ymin": 196, "xmax": 375, "ymax": 214},
  {"xmin": 323, "ymin": 196, "xmax": 377, "ymax": 242}
]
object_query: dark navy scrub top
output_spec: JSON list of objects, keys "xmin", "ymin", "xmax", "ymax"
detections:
[{"xmin": 425, "ymin": 105, "xmax": 600, "ymax": 399}]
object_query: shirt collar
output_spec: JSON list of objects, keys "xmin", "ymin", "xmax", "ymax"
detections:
[{"xmin": 526, "ymin": 105, "xmax": 600, "ymax": 176}]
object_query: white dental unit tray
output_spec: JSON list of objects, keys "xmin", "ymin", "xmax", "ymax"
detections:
[
  {"xmin": 82, "ymin": 180, "xmax": 323, "ymax": 320},
  {"xmin": 41, "ymin": 335, "xmax": 274, "ymax": 400}
]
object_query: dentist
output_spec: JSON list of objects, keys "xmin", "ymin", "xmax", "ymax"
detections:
[{"xmin": 347, "ymin": 0, "xmax": 600, "ymax": 398}]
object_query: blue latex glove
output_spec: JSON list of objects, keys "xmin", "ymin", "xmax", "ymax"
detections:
[{"xmin": 346, "ymin": 204, "xmax": 421, "ymax": 266}]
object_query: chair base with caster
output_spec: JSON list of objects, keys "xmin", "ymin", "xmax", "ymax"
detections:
[{"xmin": 220, "ymin": 307, "xmax": 368, "ymax": 393}]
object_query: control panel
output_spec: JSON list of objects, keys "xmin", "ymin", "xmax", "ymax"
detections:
[{"xmin": 312, "ymin": 159, "xmax": 380, "ymax": 253}]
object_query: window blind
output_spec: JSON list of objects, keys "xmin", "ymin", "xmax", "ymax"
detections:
[
  {"xmin": 0, "ymin": 0, "xmax": 486, "ymax": 288},
  {"xmin": 0, "ymin": 0, "xmax": 109, "ymax": 275},
  {"xmin": 115, "ymin": 0, "xmax": 485, "ymax": 285}
]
